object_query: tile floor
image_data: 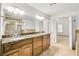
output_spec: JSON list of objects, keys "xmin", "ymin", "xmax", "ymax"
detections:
[{"xmin": 40, "ymin": 36, "xmax": 76, "ymax": 56}]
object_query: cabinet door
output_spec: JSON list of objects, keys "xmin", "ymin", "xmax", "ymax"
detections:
[
  {"xmin": 33, "ymin": 40, "xmax": 42, "ymax": 56},
  {"xmin": 47, "ymin": 36, "xmax": 50, "ymax": 48},
  {"xmin": 33, "ymin": 46, "xmax": 42, "ymax": 56},
  {"xmin": 43, "ymin": 39, "xmax": 47, "ymax": 51},
  {"xmin": 43, "ymin": 34, "xmax": 50, "ymax": 51},
  {"xmin": 21, "ymin": 44, "xmax": 32, "ymax": 56},
  {"xmin": 33, "ymin": 37, "xmax": 43, "ymax": 56}
]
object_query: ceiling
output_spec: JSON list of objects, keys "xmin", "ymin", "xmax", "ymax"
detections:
[
  {"xmin": 27, "ymin": 3, "xmax": 79, "ymax": 16},
  {"xmin": 3, "ymin": 3, "xmax": 49, "ymax": 20}
]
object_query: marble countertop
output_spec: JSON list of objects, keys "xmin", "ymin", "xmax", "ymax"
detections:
[{"xmin": 2, "ymin": 33, "xmax": 49, "ymax": 44}]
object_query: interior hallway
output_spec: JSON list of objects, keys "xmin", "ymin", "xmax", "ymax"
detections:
[{"xmin": 40, "ymin": 36, "xmax": 76, "ymax": 56}]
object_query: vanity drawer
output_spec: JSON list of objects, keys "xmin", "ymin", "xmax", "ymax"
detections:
[{"xmin": 33, "ymin": 36, "xmax": 43, "ymax": 42}]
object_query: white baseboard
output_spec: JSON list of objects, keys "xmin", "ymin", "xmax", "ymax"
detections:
[{"xmin": 57, "ymin": 34, "xmax": 69, "ymax": 37}]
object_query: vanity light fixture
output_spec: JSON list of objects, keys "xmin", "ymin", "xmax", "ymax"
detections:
[
  {"xmin": 6, "ymin": 6, "xmax": 24, "ymax": 15},
  {"xmin": 14, "ymin": 8, "xmax": 20, "ymax": 14},
  {"xmin": 19, "ymin": 10, "xmax": 24, "ymax": 15},
  {"xmin": 35, "ymin": 15, "xmax": 44, "ymax": 21},
  {"xmin": 14, "ymin": 8, "xmax": 24, "ymax": 15},
  {"xmin": 7, "ymin": 6, "xmax": 14, "ymax": 12}
]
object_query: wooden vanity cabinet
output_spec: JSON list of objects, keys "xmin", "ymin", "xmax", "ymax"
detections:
[
  {"xmin": 33, "ymin": 36, "xmax": 43, "ymax": 56},
  {"xmin": 3, "ymin": 34, "xmax": 50, "ymax": 56}
]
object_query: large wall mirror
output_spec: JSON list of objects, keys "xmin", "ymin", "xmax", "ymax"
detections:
[{"xmin": 2, "ymin": 16, "xmax": 44, "ymax": 38}]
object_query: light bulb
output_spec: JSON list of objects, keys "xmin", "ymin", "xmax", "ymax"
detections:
[
  {"xmin": 36, "ymin": 15, "xmax": 44, "ymax": 21},
  {"xmin": 7, "ymin": 6, "xmax": 14, "ymax": 12}
]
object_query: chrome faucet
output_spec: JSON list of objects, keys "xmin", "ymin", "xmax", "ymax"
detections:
[{"xmin": 12, "ymin": 31, "xmax": 17, "ymax": 38}]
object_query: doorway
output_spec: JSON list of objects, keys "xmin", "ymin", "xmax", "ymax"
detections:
[{"xmin": 56, "ymin": 17, "xmax": 70, "ymax": 47}]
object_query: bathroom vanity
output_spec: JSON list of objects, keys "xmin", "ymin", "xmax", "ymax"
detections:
[{"xmin": 2, "ymin": 33, "xmax": 50, "ymax": 56}]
